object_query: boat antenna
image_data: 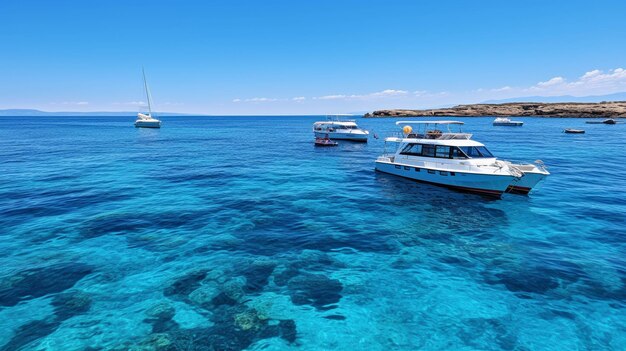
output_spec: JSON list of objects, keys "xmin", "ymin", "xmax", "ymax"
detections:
[{"xmin": 142, "ymin": 66, "xmax": 153, "ymax": 116}]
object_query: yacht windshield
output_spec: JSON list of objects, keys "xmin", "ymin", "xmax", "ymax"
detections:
[
  {"xmin": 459, "ymin": 146, "xmax": 494, "ymax": 158},
  {"xmin": 399, "ymin": 144, "xmax": 494, "ymax": 158}
]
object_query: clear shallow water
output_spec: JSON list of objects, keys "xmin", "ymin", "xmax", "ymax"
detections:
[{"xmin": 0, "ymin": 115, "xmax": 625, "ymax": 351}]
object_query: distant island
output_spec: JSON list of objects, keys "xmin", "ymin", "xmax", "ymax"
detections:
[{"xmin": 364, "ymin": 101, "xmax": 626, "ymax": 118}]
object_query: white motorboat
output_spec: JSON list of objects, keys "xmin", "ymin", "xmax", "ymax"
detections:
[
  {"xmin": 374, "ymin": 121, "xmax": 549, "ymax": 197},
  {"xmin": 493, "ymin": 117, "xmax": 523, "ymax": 126},
  {"xmin": 135, "ymin": 68, "xmax": 161, "ymax": 128},
  {"xmin": 313, "ymin": 116, "xmax": 369, "ymax": 142}
]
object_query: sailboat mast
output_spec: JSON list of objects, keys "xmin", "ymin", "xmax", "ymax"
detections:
[{"xmin": 142, "ymin": 67, "xmax": 152, "ymax": 115}]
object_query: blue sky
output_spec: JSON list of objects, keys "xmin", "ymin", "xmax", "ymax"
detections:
[{"xmin": 1, "ymin": 0, "xmax": 625, "ymax": 114}]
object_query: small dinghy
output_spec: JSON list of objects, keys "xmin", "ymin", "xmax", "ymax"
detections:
[
  {"xmin": 315, "ymin": 135, "xmax": 338, "ymax": 146},
  {"xmin": 586, "ymin": 118, "xmax": 617, "ymax": 124},
  {"xmin": 564, "ymin": 128, "xmax": 585, "ymax": 134}
]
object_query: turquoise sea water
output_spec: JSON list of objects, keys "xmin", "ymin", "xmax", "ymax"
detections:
[{"xmin": 0, "ymin": 115, "xmax": 625, "ymax": 351}]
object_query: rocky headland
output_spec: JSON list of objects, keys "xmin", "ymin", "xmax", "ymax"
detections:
[{"xmin": 364, "ymin": 101, "xmax": 626, "ymax": 118}]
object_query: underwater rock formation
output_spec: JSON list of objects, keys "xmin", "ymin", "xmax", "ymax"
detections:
[
  {"xmin": 0, "ymin": 263, "xmax": 93, "ymax": 307},
  {"xmin": 120, "ymin": 304, "xmax": 297, "ymax": 351},
  {"xmin": 145, "ymin": 303, "xmax": 176, "ymax": 321},
  {"xmin": 163, "ymin": 270, "xmax": 207, "ymax": 299},
  {"xmin": 51, "ymin": 290, "xmax": 93, "ymax": 321},
  {"xmin": 0, "ymin": 319, "xmax": 60, "ymax": 351},
  {"xmin": 287, "ymin": 273, "xmax": 343, "ymax": 310},
  {"xmin": 273, "ymin": 267, "xmax": 300, "ymax": 287},
  {"xmin": 0, "ymin": 290, "xmax": 93, "ymax": 351},
  {"xmin": 458, "ymin": 317, "xmax": 518, "ymax": 350},
  {"xmin": 147, "ymin": 266, "xmax": 300, "ymax": 350},
  {"xmin": 484, "ymin": 263, "xmax": 582, "ymax": 295},
  {"xmin": 278, "ymin": 319, "xmax": 297, "ymax": 343},
  {"xmin": 222, "ymin": 277, "xmax": 247, "ymax": 302},
  {"xmin": 234, "ymin": 309, "xmax": 264, "ymax": 331},
  {"xmin": 240, "ymin": 259, "xmax": 277, "ymax": 292},
  {"xmin": 144, "ymin": 302, "xmax": 179, "ymax": 333},
  {"xmin": 188, "ymin": 285, "xmax": 221, "ymax": 309}
]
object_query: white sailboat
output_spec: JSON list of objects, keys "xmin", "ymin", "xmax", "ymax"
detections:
[{"xmin": 134, "ymin": 68, "xmax": 161, "ymax": 128}]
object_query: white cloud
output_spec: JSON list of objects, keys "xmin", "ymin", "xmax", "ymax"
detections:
[
  {"xmin": 370, "ymin": 89, "xmax": 409, "ymax": 97},
  {"xmin": 113, "ymin": 101, "xmax": 145, "ymax": 105},
  {"xmin": 233, "ymin": 89, "xmax": 428, "ymax": 104},
  {"xmin": 528, "ymin": 68, "xmax": 626, "ymax": 95},
  {"xmin": 51, "ymin": 101, "xmax": 90, "ymax": 105},
  {"xmin": 317, "ymin": 94, "xmax": 348, "ymax": 100},
  {"xmin": 232, "ymin": 97, "xmax": 279, "ymax": 103},
  {"xmin": 491, "ymin": 86, "xmax": 512, "ymax": 92},
  {"xmin": 315, "ymin": 89, "xmax": 410, "ymax": 100},
  {"xmin": 536, "ymin": 77, "xmax": 565, "ymax": 87},
  {"xmin": 576, "ymin": 68, "xmax": 626, "ymax": 87},
  {"xmin": 581, "ymin": 69, "xmax": 602, "ymax": 79},
  {"xmin": 249, "ymin": 97, "xmax": 277, "ymax": 102}
]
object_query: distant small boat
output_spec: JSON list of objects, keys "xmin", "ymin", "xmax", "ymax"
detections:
[
  {"xmin": 315, "ymin": 135, "xmax": 338, "ymax": 147},
  {"xmin": 564, "ymin": 129, "xmax": 585, "ymax": 134},
  {"xmin": 493, "ymin": 117, "xmax": 523, "ymax": 126},
  {"xmin": 586, "ymin": 118, "xmax": 616, "ymax": 125},
  {"xmin": 135, "ymin": 68, "xmax": 161, "ymax": 128}
]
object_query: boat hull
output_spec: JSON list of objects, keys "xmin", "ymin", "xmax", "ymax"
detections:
[
  {"xmin": 507, "ymin": 171, "xmax": 547, "ymax": 195},
  {"xmin": 374, "ymin": 160, "xmax": 514, "ymax": 197},
  {"xmin": 314, "ymin": 131, "xmax": 368, "ymax": 142},
  {"xmin": 493, "ymin": 122, "xmax": 523, "ymax": 126},
  {"xmin": 315, "ymin": 141, "xmax": 338, "ymax": 147},
  {"xmin": 135, "ymin": 121, "xmax": 161, "ymax": 128}
]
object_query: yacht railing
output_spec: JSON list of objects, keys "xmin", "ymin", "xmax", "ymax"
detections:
[
  {"xmin": 325, "ymin": 115, "xmax": 356, "ymax": 122},
  {"xmin": 437, "ymin": 133, "xmax": 472, "ymax": 140},
  {"xmin": 387, "ymin": 132, "xmax": 472, "ymax": 140}
]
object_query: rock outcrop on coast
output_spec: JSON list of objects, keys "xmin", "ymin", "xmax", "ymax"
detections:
[{"xmin": 364, "ymin": 101, "xmax": 626, "ymax": 118}]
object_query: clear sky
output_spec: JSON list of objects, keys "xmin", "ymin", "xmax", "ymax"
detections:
[{"xmin": 1, "ymin": 0, "xmax": 626, "ymax": 114}]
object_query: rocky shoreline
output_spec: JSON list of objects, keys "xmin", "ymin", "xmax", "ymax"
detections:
[{"xmin": 364, "ymin": 101, "xmax": 626, "ymax": 118}]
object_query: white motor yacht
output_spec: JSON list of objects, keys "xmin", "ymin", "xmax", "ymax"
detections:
[
  {"xmin": 135, "ymin": 68, "xmax": 161, "ymax": 128},
  {"xmin": 374, "ymin": 121, "xmax": 549, "ymax": 197},
  {"xmin": 313, "ymin": 116, "xmax": 369, "ymax": 142},
  {"xmin": 493, "ymin": 117, "xmax": 523, "ymax": 126}
]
